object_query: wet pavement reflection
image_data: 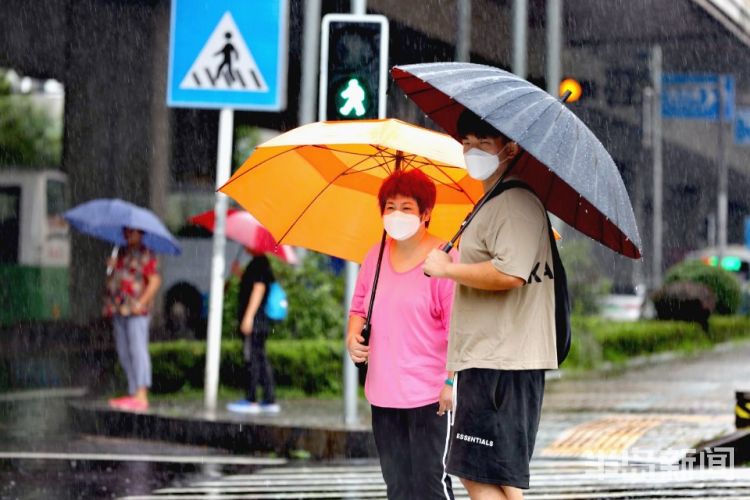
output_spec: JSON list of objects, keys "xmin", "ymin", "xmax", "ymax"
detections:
[{"xmin": 0, "ymin": 392, "xmax": 267, "ymax": 499}]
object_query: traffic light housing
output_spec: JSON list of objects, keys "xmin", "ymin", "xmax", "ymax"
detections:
[{"xmin": 319, "ymin": 14, "xmax": 389, "ymax": 121}]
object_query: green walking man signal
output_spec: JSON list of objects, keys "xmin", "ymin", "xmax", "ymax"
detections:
[
  {"xmin": 338, "ymin": 78, "xmax": 368, "ymax": 117},
  {"xmin": 319, "ymin": 14, "xmax": 389, "ymax": 121}
]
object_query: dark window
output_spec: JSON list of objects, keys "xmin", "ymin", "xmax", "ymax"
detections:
[{"xmin": 0, "ymin": 186, "xmax": 21, "ymax": 263}]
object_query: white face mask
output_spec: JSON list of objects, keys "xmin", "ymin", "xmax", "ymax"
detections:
[
  {"xmin": 463, "ymin": 145, "xmax": 512, "ymax": 181},
  {"xmin": 383, "ymin": 211, "xmax": 422, "ymax": 241}
]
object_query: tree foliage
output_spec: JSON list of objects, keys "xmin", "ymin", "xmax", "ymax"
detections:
[
  {"xmin": 558, "ymin": 238, "xmax": 612, "ymax": 315},
  {"xmin": 223, "ymin": 251, "xmax": 345, "ymax": 340},
  {"xmin": 0, "ymin": 71, "xmax": 62, "ymax": 167}
]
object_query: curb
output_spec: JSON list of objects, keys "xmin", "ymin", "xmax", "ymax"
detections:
[
  {"xmin": 685, "ymin": 428, "xmax": 750, "ymax": 466},
  {"xmin": 68, "ymin": 401, "xmax": 377, "ymax": 460}
]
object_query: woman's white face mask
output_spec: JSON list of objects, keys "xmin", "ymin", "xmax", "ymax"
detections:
[
  {"xmin": 463, "ymin": 144, "xmax": 512, "ymax": 181},
  {"xmin": 383, "ymin": 211, "xmax": 422, "ymax": 241}
]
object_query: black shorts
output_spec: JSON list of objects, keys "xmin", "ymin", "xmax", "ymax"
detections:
[{"xmin": 446, "ymin": 368, "xmax": 545, "ymax": 490}]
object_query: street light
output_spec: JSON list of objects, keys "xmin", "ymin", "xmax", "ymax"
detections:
[{"xmin": 559, "ymin": 77, "xmax": 582, "ymax": 103}]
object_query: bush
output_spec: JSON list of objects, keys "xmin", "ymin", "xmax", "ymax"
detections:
[
  {"xmin": 566, "ymin": 317, "xmax": 603, "ymax": 369},
  {"xmin": 665, "ymin": 260, "xmax": 742, "ymax": 315},
  {"xmin": 558, "ymin": 239, "xmax": 612, "ymax": 315},
  {"xmin": 651, "ymin": 281, "xmax": 715, "ymax": 330},
  {"xmin": 706, "ymin": 315, "xmax": 750, "ymax": 343},
  {"xmin": 566, "ymin": 315, "xmax": 750, "ymax": 371},
  {"xmin": 223, "ymin": 252, "xmax": 345, "ymax": 341},
  {"xmin": 149, "ymin": 338, "xmax": 343, "ymax": 396},
  {"xmin": 566, "ymin": 316, "xmax": 707, "ymax": 369},
  {"xmin": 593, "ymin": 320, "xmax": 707, "ymax": 361},
  {"xmin": 149, "ymin": 340, "xmax": 208, "ymax": 392},
  {"xmin": 223, "ymin": 275, "xmax": 241, "ymax": 339},
  {"xmin": 269, "ymin": 252, "xmax": 345, "ymax": 340}
]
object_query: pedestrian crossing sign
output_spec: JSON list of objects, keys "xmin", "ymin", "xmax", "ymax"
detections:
[{"xmin": 167, "ymin": 0, "xmax": 288, "ymax": 110}]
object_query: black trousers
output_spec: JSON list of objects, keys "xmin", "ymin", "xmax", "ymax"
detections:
[
  {"xmin": 371, "ymin": 402, "xmax": 454, "ymax": 500},
  {"xmin": 242, "ymin": 329, "xmax": 275, "ymax": 404}
]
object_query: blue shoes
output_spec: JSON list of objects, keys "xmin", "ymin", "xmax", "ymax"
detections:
[
  {"xmin": 226, "ymin": 400, "xmax": 280, "ymax": 414},
  {"xmin": 226, "ymin": 400, "xmax": 261, "ymax": 413}
]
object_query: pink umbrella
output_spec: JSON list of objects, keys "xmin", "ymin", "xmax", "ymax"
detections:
[{"xmin": 189, "ymin": 209, "xmax": 298, "ymax": 264}]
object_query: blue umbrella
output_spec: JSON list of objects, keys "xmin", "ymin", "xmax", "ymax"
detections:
[
  {"xmin": 392, "ymin": 62, "xmax": 642, "ymax": 259},
  {"xmin": 64, "ymin": 198, "xmax": 181, "ymax": 255}
]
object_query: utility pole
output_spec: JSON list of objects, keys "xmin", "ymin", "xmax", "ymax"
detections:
[
  {"xmin": 299, "ymin": 0, "xmax": 322, "ymax": 126},
  {"xmin": 456, "ymin": 0, "xmax": 472, "ymax": 62},
  {"xmin": 342, "ymin": 0, "xmax": 368, "ymax": 425},
  {"xmin": 717, "ymin": 76, "xmax": 728, "ymax": 263},
  {"xmin": 637, "ymin": 85, "xmax": 653, "ymax": 289},
  {"xmin": 650, "ymin": 45, "xmax": 663, "ymax": 288},
  {"xmin": 545, "ymin": 0, "xmax": 562, "ymax": 95},
  {"xmin": 512, "ymin": 0, "xmax": 528, "ymax": 77}
]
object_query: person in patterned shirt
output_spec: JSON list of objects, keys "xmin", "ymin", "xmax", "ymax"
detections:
[{"xmin": 104, "ymin": 227, "xmax": 161, "ymax": 411}]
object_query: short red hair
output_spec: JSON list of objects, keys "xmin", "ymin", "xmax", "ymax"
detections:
[{"xmin": 377, "ymin": 169, "xmax": 436, "ymax": 220}]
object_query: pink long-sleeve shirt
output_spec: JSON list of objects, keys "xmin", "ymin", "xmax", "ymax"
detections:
[{"xmin": 350, "ymin": 241, "xmax": 457, "ymax": 409}]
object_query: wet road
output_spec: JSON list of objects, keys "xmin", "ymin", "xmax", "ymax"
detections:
[
  {"xmin": 4, "ymin": 454, "xmax": 750, "ymax": 499},
  {"xmin": 3, "ymin": 339, "xmax": 750, "ymax": 499},
  {"xmin": 0, "ymin": 391, "xmax": 283, "ymax": 499},
  {"xmin": 0, "ymin": 451, "xmax": 286, "ymax": 499}
]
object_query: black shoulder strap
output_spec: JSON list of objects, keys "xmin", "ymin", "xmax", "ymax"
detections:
[
  {"xmin": 484, "ymin": 180, "xmax": 557, "ymax": 263},
  {"xmin": 484, "ymin": 180, "xmax": 572, "ymax": 365},
  {"xmin": 484, "ymin": 179, "xmax": 535, "ymax": 203}
]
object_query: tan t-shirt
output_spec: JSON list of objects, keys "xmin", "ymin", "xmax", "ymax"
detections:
[{"xmin": 446, "ymin": 187, "xmax": 558, "ymax": 371}]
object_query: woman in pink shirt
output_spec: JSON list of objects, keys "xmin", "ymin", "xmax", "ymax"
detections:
[{"xmin": 347, "ymin": 169, "xmax": 456, "ymax": 500}]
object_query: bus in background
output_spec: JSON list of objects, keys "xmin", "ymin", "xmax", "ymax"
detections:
[{"xmin": 0, "ymin": 169, "xmax": 70, "ymax": 325}]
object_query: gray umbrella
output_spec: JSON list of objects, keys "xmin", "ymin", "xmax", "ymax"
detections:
[{"xmin": 392, "ymin": 62, "xmax": 642, "ymax": 259}]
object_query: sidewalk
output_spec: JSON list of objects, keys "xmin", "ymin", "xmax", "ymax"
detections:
[
  {"xmin": 70, "ymin": 397, "xmax": 377, "ymax": 460},
  {"xmin": 70, "ymin": 339, "xmax": 750, "ymax": 462}
]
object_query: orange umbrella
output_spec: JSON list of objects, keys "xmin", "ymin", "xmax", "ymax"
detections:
[{"xmin": 219, "ymin": 118, "xmax": 482, "ymax": 263}]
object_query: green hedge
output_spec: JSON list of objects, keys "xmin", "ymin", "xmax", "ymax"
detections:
[
  {"xmin": 565, "ymin": 315, "xmax": 750, "ymax": 370},
  {"xmin": 149, "ymin": 317, "xmax": 750, "ymax": 394},
  {"xmin": 150, "ymin": 338, "xmax": 343, "ymax": 395},
  {"xmin": 707, "ymin": 315, "xmax": 750, "ymax": 343}
]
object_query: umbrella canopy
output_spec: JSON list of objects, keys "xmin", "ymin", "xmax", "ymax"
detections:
[
  {"xmin": 188, "ymin": 209, "xmax": 298, "ymax": 264},
  {"xmin": 391, "ymin": 62, "xmax": 642, "ymax": 259},
  {"xmin": 64, "ymin": 198, "xmax": 181, "ymax": 255},
  {"xmin": 219, "ymin": 118, "xmax": 482, "ymax": 263}
]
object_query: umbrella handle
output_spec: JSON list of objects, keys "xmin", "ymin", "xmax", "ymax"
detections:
[
  {"xmin": 354, "ymin": 323, "xmax": 371, "ymax": 369},
  {"xmin": 106, "ymin": 247, "xmax": 119, "ymax": 276},
  {"xmin": 423, "ymin": 241, "xmax": 454, "ymax": 278}
]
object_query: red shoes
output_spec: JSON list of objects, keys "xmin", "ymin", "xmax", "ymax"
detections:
[{"xmin": 108, "ymin": 396, "xmax": 149, "ymax": 411}]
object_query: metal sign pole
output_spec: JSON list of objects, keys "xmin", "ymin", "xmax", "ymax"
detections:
[
  {"xmin": 204, "ymin": 107, "xmax": 234, "ymax": 411},
  {"xmin": 343, "ymin": 0, "xmax": 367, "ymax": 427}
]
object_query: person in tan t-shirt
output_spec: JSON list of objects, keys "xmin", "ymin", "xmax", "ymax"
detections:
[{"xmin": 424, "ymin": 110, "xmax": 557, "ymax": 500}]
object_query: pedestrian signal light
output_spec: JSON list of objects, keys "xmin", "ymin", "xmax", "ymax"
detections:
[
  {"xmin": 559, "ymin": 78, "xmax": 582, "ymax": 103},
  {"xmin": 337, "ymin": 78, "xmax": 369, "ymax": 118},
  {"xmin": 319, "ymin": 14, "xmax": 389, "ymax": 121}
]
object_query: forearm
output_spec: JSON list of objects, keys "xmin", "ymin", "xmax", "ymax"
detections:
[
  {"xmin": 444, "ymin": 260, "xmax": 525, "ymax": 291},
  {"xmin": 243, "ymin": 283, "xmax": 266, "ymax": 322},
  {"xmin": 347, "ymin": 315, "xmax": 366, "ymax": 340},
  {"xmin": 139, "ymin": 275, "xmax": 161, "ymax": 305}
]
